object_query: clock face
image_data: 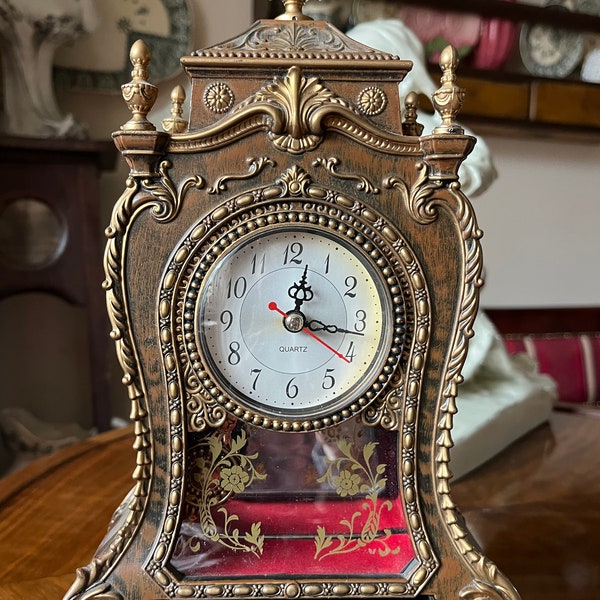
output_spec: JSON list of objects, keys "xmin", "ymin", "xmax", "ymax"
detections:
[{"xmin": 195, "ymin": 225, "xmax": 395, "ymax": 423}]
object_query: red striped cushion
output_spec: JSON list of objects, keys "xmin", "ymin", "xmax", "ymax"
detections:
[{"xmin": 503, "ymin": 334, "xmax": 600, "ymax": 408}]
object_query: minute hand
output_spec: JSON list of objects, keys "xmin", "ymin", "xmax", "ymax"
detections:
[{"xmin": 306, "ymin": 319, "xmax": 364, "ymax": 336}]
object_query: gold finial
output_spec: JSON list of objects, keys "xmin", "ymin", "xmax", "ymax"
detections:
[
  {"xmin": 162, "ymin": 85, "xmax": 188, "ymax": 134},
  {"xmin": 120, "ymin": 39, "xmax": 158, "ymax": 131},
  {"xmin": 431, "ymin": 45, "xmax": 465, "ymax": 135},
  {"xmin": 276, "ymin": 0, "xmax": 312, "ymax": 21},
  {"xmin": 402, "ymin": 91, "xmax": 424, "ymax": 136}
]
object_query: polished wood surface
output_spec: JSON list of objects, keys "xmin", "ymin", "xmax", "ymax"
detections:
[
  {"xmin": 451, "ymin": 409, "xmax": 600, "ymax": 599},
  {"xmin": 0, "ymin": 410, "xmax": 598, "ymax": 599}
]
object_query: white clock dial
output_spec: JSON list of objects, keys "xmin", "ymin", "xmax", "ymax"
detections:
[{"xmin": 196, "ymin": 226, "xmax": 393, "ymax": 420}]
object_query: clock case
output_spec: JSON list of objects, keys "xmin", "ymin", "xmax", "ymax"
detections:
[{"xmin": 65, "ymin": 5, "xmax": 520, "ymax": 600}]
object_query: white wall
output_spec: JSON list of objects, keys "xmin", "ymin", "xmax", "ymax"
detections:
[{"xmin": 476, "ymin": 134, "xmax": 600, "ymax": 308}]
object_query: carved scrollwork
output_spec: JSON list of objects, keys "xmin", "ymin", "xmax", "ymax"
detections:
[
  {"xmin": 168, "ymin": 66, "xmax": 421, "ymax": 157},
  {"xmin": 383, "ymin": 162, "xmax": 443, "ymax": 225},
  {"xmin": 104, "ymin": 179, "xmax": 144, "ymax": 405},
  {"xmin": 63, "ymin": 559, "xmax": 123, "ymax": 600},
  {"xmin": 151, "ymin": 166, "xmax": 438, "ymax": 594},
  {"xmin": 460, "ymin": 557, "xmax": 522, "ymax": 600},
  {"xmin": 98, "ymin": 179, "xmax": 151, "ymax": 586},
  {"xmin": 79, "ymin": 162, "xmax": 208, "ymax": 595},
  {"xmin": 396, "ymin": 169, "xmax": 517, "ymax": 598},
  {"xmin": 313, "ymin": 157, "xmax": 380, "ymax": 194},
  {"xmin": 184, "ymin": 362, "xmax": 228, "ymax": 432},
  {"xmin": 384, "ymin": 151, "xmax": 516, "ymax": 598},
  {"xmin": 363, "ymin": 385, "xmax": 403, "ymax": 431},
  {"xmin": 208, "ymin": 157, "xmax": 275, "ymax": 194},
  {"xmin": 141, "ymin": 160, "xmax": 205, "ymax": 222},
  {"xmin": 191, "ymin": 19, "xmax": 399, "ymax": 60},
  {"xmin": 251, "ymin": 22, "xmax": 347, "ymax": 54}
]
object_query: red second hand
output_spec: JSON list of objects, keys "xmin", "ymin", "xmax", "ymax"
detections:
[{"xmin": 268, "ymin": 301, "xmax": 350, "ymax": 364}]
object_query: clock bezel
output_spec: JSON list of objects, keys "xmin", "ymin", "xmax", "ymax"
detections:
[
  {"xmin": 179, "ymin": 196, "xmax": 410, "ymax": 432},
  {"xmin": 193, "ymin": 223, "xmax": 395, "ymax": 423}
]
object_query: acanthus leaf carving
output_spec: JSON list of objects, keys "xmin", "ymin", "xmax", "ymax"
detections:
[
  {"xmin": 383, "ymin": 162, "xmax": 443, "ymax": 225},
  {"xmin": 140, "ymin": 160, "xmax": 205, "ymax": 222},
  {"xmin": 234, "ymin": 66, "xmax": 355, "ymax": 154}
]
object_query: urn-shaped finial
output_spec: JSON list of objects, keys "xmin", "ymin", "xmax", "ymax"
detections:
[
  {"xmin": 402, "ymin": 91, "xmax": 424, "ymax": 136},
  {"xmin": 276, "ymin": 0, "xmax": 312, "ymax": 20},
  {"xmin": 120, "ymin": 39, "xmax": 158, "ymax": 131},
  {"xmin": 162, "ymin": 85, "xmax": 188, "ymax": 134},
  {"xmin": 431, "ymin": 45, "xmax": 465, "ymax": 135}
]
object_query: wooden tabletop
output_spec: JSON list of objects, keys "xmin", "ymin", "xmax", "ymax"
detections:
[{"xmin": 1, "ymin": 410, "xmax": 598, "ymax": 600}]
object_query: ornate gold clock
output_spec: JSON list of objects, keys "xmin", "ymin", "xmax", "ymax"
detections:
[{"xmin": 64, "ymin": 2, "xmax": 520, "ymax": 600}]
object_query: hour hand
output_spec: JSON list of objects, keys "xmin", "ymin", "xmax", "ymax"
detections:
[
  {"xmin": 287, "ymin": 264, "xmax": 313, "ymax": 311},
  {"xmin": 306, "ymin": 319, "xmax": 364, "ymax": 336}
]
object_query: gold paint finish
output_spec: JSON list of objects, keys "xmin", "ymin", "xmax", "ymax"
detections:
[
  {"xmin": 120, "ymin": 39, "xmax": 158, "ymax": 131},
  {"xmin": 276, "ymin": 0, "xmax": 312, "ymax": 21},
  {"xmin": 63, "ymin": 3, "xmax": 519, "ymax": 597},
  {"xmin": 432, "ymin": 45, "xmax": 466, "ymax": 135},
  {"xmin": 162, "ymin": 84, "xmax": 188, "ymax": 134}
]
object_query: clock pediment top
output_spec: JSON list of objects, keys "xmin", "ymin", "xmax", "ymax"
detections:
[{"xmin": 182, "ymin": 18, "xmax": 412, "ymax": 76}]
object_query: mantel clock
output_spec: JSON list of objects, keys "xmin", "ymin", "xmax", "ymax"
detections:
[{"xmin": 65, "ymin": 2, "xmax": 520, "ymax": 599}]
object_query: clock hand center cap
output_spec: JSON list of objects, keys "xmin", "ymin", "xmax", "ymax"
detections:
[{"xmin": 283, "ymin": 310, "xmax": 305, "ymax": 333}]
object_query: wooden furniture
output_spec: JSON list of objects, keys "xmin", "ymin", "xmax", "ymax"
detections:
[
  {"xmin": 255, "ymin": 0, "xmax": 600, "ymax": 139},
  {"xmin": 0, "ymin": 136, "xmax": 116, "ymax": 432},
  {"xmin": 1, "ymin": 409, "xmax": 597, "ymax": 600}
]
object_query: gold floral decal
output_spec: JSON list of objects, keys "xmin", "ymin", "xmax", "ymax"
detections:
[
  {"xmin": 189, "ymin": 430, "xmax": 266, "ymax": 556},
  {"xmin": 314, "ymin": 439, "xmax": 399, "ymax": 560}
]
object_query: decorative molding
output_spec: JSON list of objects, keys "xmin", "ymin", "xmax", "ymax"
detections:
[
  {"xmin": 168, "ymin": 67, "xmax": 421, "ymax": 157},
  {"xmin": 357, "ymin": 86, "xmax": 388, "ymax": 117},
  {"xmin": 208, "ymin": 157, "xmax": 275, "ymax": 194},
  {"xmin": 234, "ymin": 66, "xmax": 355, "ymax": 154},
  {"xmin": 63, "ymin": 559, "xmax": 123, "ymax": 600},
  {"xmin": 383, "ymin": 156, "xmax": 518, "ymax": 598},
  {"xmin": 150, "ymin": 164, "xmax": 438, "ymax": 596},
  {"xmin": 140, "ymin": 159, "xmax": 204, "ymax": 222},
  {"xmin": 69, "ymin": 161, "xmax": 206, "ymax": 595},
  {"xmin": 204, "ymin": 82, "xmax": 235, "ymax": 114},
  {"xmin": 189, "ymin": 20, "xmax": 403, "ymax": 63},
  {"xmin": 312, "ymin": 157, "xmax": 380, "ymax": 194}
]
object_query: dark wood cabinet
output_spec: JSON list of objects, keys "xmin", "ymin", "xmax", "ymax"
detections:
[{"xmin": 0, "ymin": 136, "xmax": 117, "ymax": 431}]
